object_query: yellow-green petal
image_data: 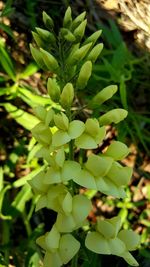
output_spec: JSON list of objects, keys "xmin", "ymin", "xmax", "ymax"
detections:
[
  {"xmin": 75, "ymin": 133, "xmax": 98, "ymax": 149},
  {"xmin": 85, "ymin": 232, "xmax": 110, "ymax": 254},
  {"xmin": 68, "ymin": 120, "xmax": 85, "ymax": 139},
  {"xmin": 44, "ymin": 167, "xmax": 61, "ymax": 184},
  {"xmin": 118, "ymin": 230, "xmax": 140, "ymax": 251},
  {"xmin": 97, "ymin": 220, "xmax": 116, "ymax": 239},
  {"xmin": 52, "ymin": 130, "xmax": 71, "ymax": 147},
  {"xmin": 44, "ymin": 252, "xmax": 63, "ymax": 267},
  {"xmin": 62, "ymin": 192, "xmax": 73, "ymax": 214},
  {"xmin": 99, "ymin": 109, "xmax": 128, "ymax": 125},
  {"xmin": 121, "ymin": 251, "xmax": 139, "ymax": 266},
  {"xmin": 29, "ymin": 171, "xmax": 47, "ymax": 194},
  {"xmin": 104, "ymin": 141, "xmax": 130, "ymax": 160},
  {"xmin": 73, "ymin": 169, "xmax": 96, "ymax": 189},
  {"xmin": 56, "ymin": 213, "xmax": 76, "ymax": 232},
  {"xmin": 108, "ymin": 238, "xmax": 126, "ymax": 256},
  {"xmin": 72, "ymin": 195, "xmax": 92, "ymax": 224},
  {"xmin": 61, "ymin": 161, "xmax": 81, "ymax": 182},
  {"xmin": 85, "ymin": 118, "xmax": 99, "ymax": 136},
  {"xmin": 45, "ymin": 225, "xmax": 60, "ymax": 251},
  {"xmin": 85, "ymin": 154, "xmax": 113, "ymax": 177},
  {"xmin": 54, "ymin": 113, "xmax": 69, "ymax": 131},
  {"xmin": 55, "ymin": 148, "xmax": 65, "ymax": 168},
  {"xmin": 35, "ymin": 195, "xmax": 47, "ymax": 211},
  {"xmin": 59, "ymin": 234, "xmax": 80, "ymax": 264},
  {"xmin": 107, "ymin": 162, "xmax": 132, "ymax": 186}
]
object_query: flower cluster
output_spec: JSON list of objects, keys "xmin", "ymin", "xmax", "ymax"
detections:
[{"xmin": 29, "ymin": 6, "xmax": 140, "ymax": 267}]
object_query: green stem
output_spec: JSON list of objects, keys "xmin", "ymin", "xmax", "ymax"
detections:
[
  {"xmin": 2, "ymin": 220, "xmax": 10, "ymax": 265},
  {"xmin": 22, "ymin": 209, "xmax": 32, "ymax": 237},
  {"xmin": 71, "ymin": 253, "xmax": 78, "ymax": 267}
]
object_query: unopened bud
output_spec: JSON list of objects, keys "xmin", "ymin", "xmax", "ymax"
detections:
[
  {"xmin": 99, "ymin": 109, "xmax": 128, "ymax": 125},
  {"xmin": 32, "ymin": 31, "xmax": 44, "ymax": 47},
  {"xmin": 63, "ymin": 6, "xmax": 72, "ymax": 28},
  {"xmin": 87, "ymin": 43, "xmax": 103, "ymax": 62},
  {"xmin": 73, "ymin": 19, "xmax": 87, "ymax": 41},
  {"xmin": 30, "ymin": 44, "xmax": 47, "ymax": 70},
  {"xmin": 61, "ymin": 28, "xmax": 76, "ymax": 42},
  {"xmin": 47, "ymin": 78, "xmax": 60, "ymax": 102},
  {"xmin": 40, "ymin": 48, "xmax": 59, "ymax": 71},
  {"xmin": 67, "ymin": 42, "xmax": 92, "ymax": 65},
  {"xmin": 71, "ymin": 11, "xmax": 86, "ymax": 30},
  {"xmin": 84, "ymin": 30, "xmax": 102, "ymax": 46},
  {"xmin": 77, "ymin": 61, "xmax": 92, "ymax": 89},
  {"xmin": 42, "ymin": 11, "xmax": 54, "ymax": 29},
  {"xmin": 60, "ymin": 83, "xmax": 74, "ymax": 109},
  {"xmin": 36, "ymin": 27, "xmax": 56, "ymax": 43},
  {"xmin": 91, "ymin": 85, "xmax": 118, "ymax": 107}
]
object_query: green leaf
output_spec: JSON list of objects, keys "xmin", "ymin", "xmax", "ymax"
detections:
[
  {"xmin": 119, "ymin": 76, "xmax": 128, "ymax": 109},
  {"xmin": 13, "ymin": 167, "xmax": 45, "ymax": 188},
  {"xmin": 19, "ymin": 63, "xmax": 38, "ymax": 79},
  {"xmin": 11, "ymin": 184, "xmax": 32, "ymax": 213},
  {"xmin": 18, "ymin": 87, "xmax": 54, "ymax": 108},
  {"xmin": 3, "ymin": 103, "xmax": 39, "ymax": 130},
  {"xmin": 0, "ymin": 167, "xmax": 3, "ymax": 191}
]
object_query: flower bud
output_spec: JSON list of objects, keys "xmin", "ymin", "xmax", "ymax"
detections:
[
  {"xmin": 47, "ymin": 78, "xmax": 60, "ymax": 102},
  {"xmin": 40, "ymin": 48, "xmax": 59, "ymax": 71},
  {"xmin": 36, "ymin": 27, "xmax": 56, "ymax": 43},
  {"xmin": 87, "ymin": 43, "xmax": 103, "ymax": 62},
  {"xmin": 99, "ymin": 109, "xmax": 128, "ymax": 125},
  {"xmin": 71, "ymin": 11, "xmax": 86, "ymax": 30},
  {"xmin": 84, "ymin": 30, "xmax": 102, "ymax": 46},
  {"xmin": 77, "ymin": 61, "xmax": 92, "ymax": 89},
  {"xmin": 42, "ymin": 11, "xmax": 54, "ymax": 29},
  {"xmin": 73, "ymin": 19, "xmax": 87, "ymax": 41},
  {"xmin": 30, "ymin": 44, "xmax": 47, "ymax": 70},
  {"xmin": 91, "ymin": 85, "xmax": 118, "ymax": 107},
  {"xmin": 67, "ymin": 42, "xmax": 92, "ymax": 65},
  {"xmin": 63, "ymin": 6, "xmax": 72, "ymax": 28},
  {"xmin": 60, "ymin": 83, "xmax": 74, "ymax": 109},
  {"xmin": 32, "ymin": 31, "xmax": 44, "ymax": 47},
  {"xmin": 60, "ymin": 28, "xmax": 76, "ymax": 42}
]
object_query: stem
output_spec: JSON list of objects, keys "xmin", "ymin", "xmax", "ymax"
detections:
[
  {"xmin": 22, "ymin": 209, "xmax": 32, "ymax": 237},
  {"xmin": 2, "ymin": 220, "xmax": 10, "ymax": 265},
  {"xmin": 71, "ymin": 253, "xmax": 78, "ymax": 267},
  {"xmin": 69, "ymin": 140, "xmax": 74, "ymax": 160}
]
